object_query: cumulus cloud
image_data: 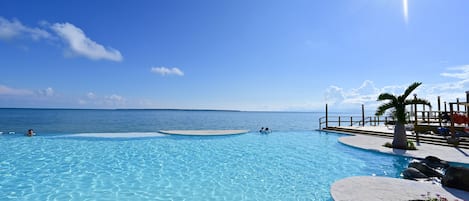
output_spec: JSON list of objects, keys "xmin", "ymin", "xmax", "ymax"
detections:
[
  {"xmin": 342, "ymin": 80, "xmax": 381, "ymax": 104},
  {"xmin": 1, "ymin": 16, "xmax": 123, "ymax": 62},
  {"xmin": 0, "ymin": 17, "xmax": 51, "ymax": 41},
  {"xmin": 325, "ymin": 80, "xmax": 382, "ymax": 106},
  {"xmin": 324, "ymin": 80, "xmax": 431, "ymax": 112},
  {"xmin": 325, "ymin": 66, "xmax": 469, "ymax": 112},
  {"xmin": 151, "ymin": 67, "xmax": 184, "ymax": 76},
  {"xmin": 51, "ymin": 23, "xmax": 123, "ymax": 61},
  {"xmin": 352, "ymin": 80, "xmax": 379, "ymax": 96},
  {"xmin": 0, "ymin": 85, "xmax": 34, "ymax": 95},
  {"xmin": 324, "ymin": 85, "xmax": 345, "ymax": 105}
]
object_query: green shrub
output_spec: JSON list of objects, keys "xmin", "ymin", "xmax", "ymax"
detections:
[
  {"xmin": 406, "ymin": 140, "xmax": 417, "ymax": 150},
  {"xmin": 382, "ymin": 140, "xmax": 417, "ymax": 150},
  {"xmin": 383, "ymin": 142, "xmax": 392, "ymax": 148}
]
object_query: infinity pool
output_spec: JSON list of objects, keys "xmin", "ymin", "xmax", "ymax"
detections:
[{"xmin": 0, "ymin": 131, "xmax": 410, "ymax": 200}]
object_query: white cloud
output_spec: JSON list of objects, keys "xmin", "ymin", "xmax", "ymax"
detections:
[
  {"xmin": 0, "ymin": 85, "xmax": 34, "ymax": 95},
  {"xmin": 440, "ymin": 65, "xmax": 469, "ymax": 80},
  {"xmin": 352, "ymin": 80, "xmax": 379, "ymax": 96},
  {"xmin": 107, "ymin": 94, "xmax": 123, "ymax": 101},
  {"xmin": 324, "ymin": 65, "xmax": 469, "ymax": 113},
  {"xmin": 51, "ymin": 22, "xmax": 122, "ymax": 61},
  {"xmin": 87, "ymin": 92, "xmax": 96, "ymax": 99},
  {"xmin": 324, "ymin": 80, "xmax": 423, "ymax": 112},
  {"xmin": 38, "ymin": 87, "xmax": 54, "ymax": 96},
  {"xmin": 78, "ymin": 92, "xmax": 96, "ymax": 105},
  {"xmin": 325, "ymin": 80, "xmax": 382, "ymax": 106},
  {"xmin": 0, "ymin": 17, "xmax": 51, "ymax": 41},
  {"xmin": 77, "ymin": 93, "xmax": 127, "ymax": 108},
  {"xmin": 1, "ymin": 17, "xmax": 123, "ymax": 62},
  {"xmin": 151, "ymin": 67, "xmax": 184, "ymax": 76},
  {"xmin": 324, "ymin": 85, "xmax": 345, "ymax": 105},
  {"xmin": 428, "ymin": 66, "xmax": 469, "ymax": 96},
  {"xmin": 104, "ymin": 94, "xmax": 125, "ymax": 106}
]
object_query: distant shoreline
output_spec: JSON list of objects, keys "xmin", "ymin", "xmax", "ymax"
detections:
[{"xmin": 0, "ymin": 107, "xmax": 322, "ymax": 113}]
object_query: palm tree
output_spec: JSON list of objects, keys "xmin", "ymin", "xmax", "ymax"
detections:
[{"xmin": 375, "ymin": 82, "xmax": 431, "ymax": 149}]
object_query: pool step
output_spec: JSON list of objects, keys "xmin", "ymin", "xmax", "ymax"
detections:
[{"xmin": 322, "ymin": 127, "xmax": 469, "ymax": 149}]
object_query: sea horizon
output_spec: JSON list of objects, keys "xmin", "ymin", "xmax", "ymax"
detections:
[
  {"xmin": 0, "ymin": 107, "xmax": 325, "ymax": 113},
  {"xmin": 0, "ymin": 108, "xmax": 325, "ymax": 134}
]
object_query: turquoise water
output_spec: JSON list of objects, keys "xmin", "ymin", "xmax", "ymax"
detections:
[{"xmin": 0, "ymin": 109, "xmax": 411, "ymax": 200}]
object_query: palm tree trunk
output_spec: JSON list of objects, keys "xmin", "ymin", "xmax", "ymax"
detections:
[{"xmin": 392, "ymin": 122, "xmax": 408, "ymax": 149}]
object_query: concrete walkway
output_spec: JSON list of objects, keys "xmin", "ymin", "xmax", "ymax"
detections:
[{"xmin": 328, "ymin": 128, "xmax": 469, "ymax": 201}]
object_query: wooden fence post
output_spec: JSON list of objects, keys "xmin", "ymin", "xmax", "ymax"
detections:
[
  {"xmin": 325, "ymin": 104, "xmax": 328, "ymax": 128},
  {"xmin": 362, "ymin": 104, "xmax": 365, "ymax": 127},
  {"xmin": 438, "ymin": 96, "xmax": 442, "ymax": 127}
]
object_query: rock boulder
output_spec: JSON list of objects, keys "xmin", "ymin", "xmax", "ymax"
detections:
[
  {"xmin": 402, "ymin": 167, "xmax": 429, "ymax": 180},
  {"xmin": 423, "ymin": 156, "xmax": 449, "ymax": 169},
  {"xmin": 409, "ymin": 162, "xmax": 443, "ymax": 178},
  {"xmin": 442, "ymin": 166, "xmax": 469, "ymax": 192}
]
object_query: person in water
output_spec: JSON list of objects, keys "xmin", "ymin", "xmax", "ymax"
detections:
[
  {"xmin": 259, "ymin": 127, "xmax": 271, "ymax": 134},
  {"xmin": 27, "ymin": 129, "xmax": 35, "ymax": 137}
]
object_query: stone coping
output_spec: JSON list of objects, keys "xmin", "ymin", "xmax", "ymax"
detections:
[
  {"xmin": 159, "ymin": 130, "xmax": 249, "ymax": 136},
  {"xmin": 331, "ymin": 176, "xmax": 469, "ymax": 201}
]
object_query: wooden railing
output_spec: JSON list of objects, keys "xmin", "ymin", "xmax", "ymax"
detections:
[
  {"xmin": 318, "ymin": 111, "xmax": 463, "ymax": 130},
  {"xmin": 318, "ymin": 116, "xmax": 394, "ymax": 129}
]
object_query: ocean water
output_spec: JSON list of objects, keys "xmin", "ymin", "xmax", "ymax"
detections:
[
  {"xmin": 0, "ymin": 109, "xmax": 319, "ymax": 134},
  {"xmin": 0, "ymin": 109, "xmax": 411, "ymax": 200}
]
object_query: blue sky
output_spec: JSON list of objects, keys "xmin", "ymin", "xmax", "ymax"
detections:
[{"xmin": 1, "ymin": 0, "xmax": 469, "ymax": 112}]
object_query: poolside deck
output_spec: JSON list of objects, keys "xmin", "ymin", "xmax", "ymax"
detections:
[
  {"xmin": 323, "ymin": 125, "xmax": 469, "ymax": 149},
  {"xmin": 332, "ymin": 176, "xmax": 469, "ymax": 201},
  {"xmin": 337, "ymin": 133, "xmax": 469, "ymax": 165},
  {"xmin": 324, "ymin": 126, "xmax": 469, "ymax": 201}
]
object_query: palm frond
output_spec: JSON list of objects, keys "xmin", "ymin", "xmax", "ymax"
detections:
[
  {"xmin": 375, "ymin": 102, "xmax": 395, "ymax": 116},
  {"xmin": 402, "ymin": 82, "xmax": 421, "ymax": 100},
  {"xmin": 377, "ymin": 93, "xmax": 397, "ymax": 102},
  {"xmin": 375, "ymin": 81, "xmax": 429, "ymax": 124}
]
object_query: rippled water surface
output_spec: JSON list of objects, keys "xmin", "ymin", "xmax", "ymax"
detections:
[{"xmin": 0, "ymin": 131, "xmax": 411, "ymax": 200}]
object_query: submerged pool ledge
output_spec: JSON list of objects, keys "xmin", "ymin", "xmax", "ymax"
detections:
[{"xmin": 159, "ymin": 129, "xmax": 249, "ymax": 136}]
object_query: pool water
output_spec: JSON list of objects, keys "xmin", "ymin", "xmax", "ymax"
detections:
[{"xmin": 0, "ymin": 131, "xmax": 410, "ymax": 200}]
